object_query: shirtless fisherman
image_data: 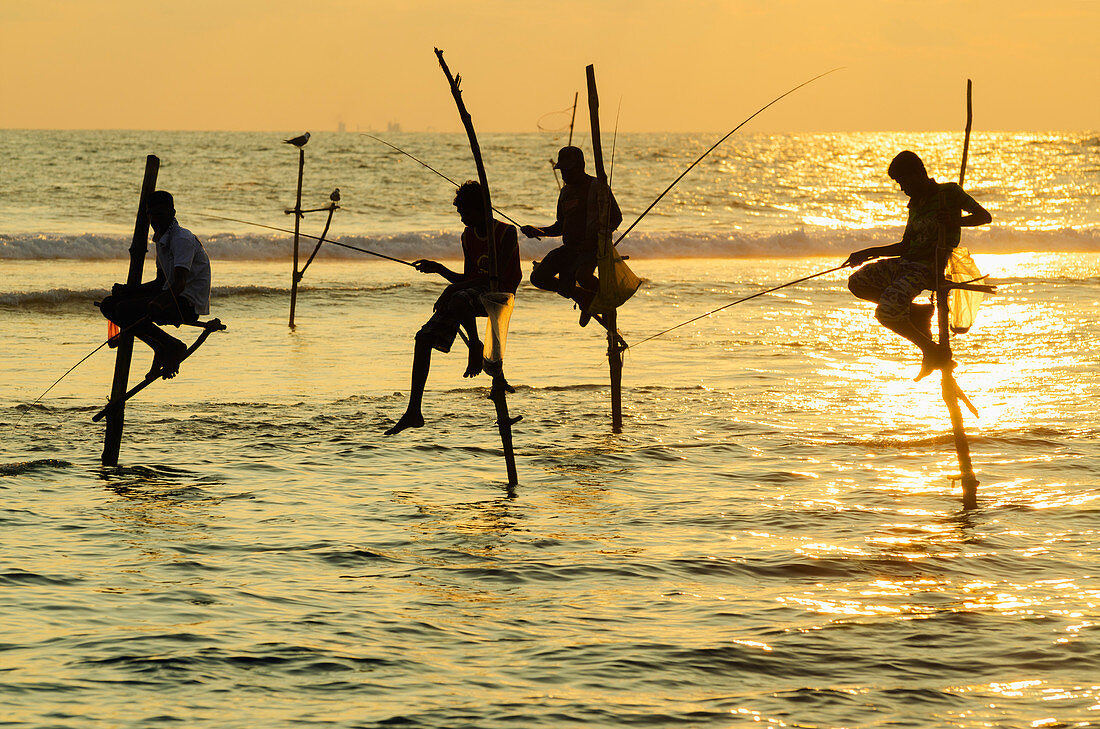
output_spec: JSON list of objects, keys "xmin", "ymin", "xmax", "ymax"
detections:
[
  {"xmin": 520, "ymin": 145, "xmax": 622, "ymax": 326},
  {"xmin": 385, "ymin": 181, "xmax": 521, "ymax": 436},
  {"xmin": 844, "ymin": 151, "xmax": 991, "ymax": 380},
  {"xmin": 99, "ymin": 190, "xmax": 212, "ymax": 379}
]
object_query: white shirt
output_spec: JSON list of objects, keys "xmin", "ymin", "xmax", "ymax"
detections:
[{"xmin": 154, "ymin": 219, "xmax": 211, "ymax": 315}]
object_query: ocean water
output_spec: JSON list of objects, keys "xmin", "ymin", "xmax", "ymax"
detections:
[{"xmin": 1, "ymin": 131, "xmax": 1099, "ymax": 728}]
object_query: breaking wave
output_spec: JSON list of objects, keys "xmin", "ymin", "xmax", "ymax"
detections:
[
  {"xmin": 2, "ymin": 227, "xmax": 1098, "ymax": 262},
  {"xmin": 0, "ymin": 283, "xmax": 409, "ymax": 308}
]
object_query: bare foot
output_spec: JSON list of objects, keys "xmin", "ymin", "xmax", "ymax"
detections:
[
  {"xmin": 573, "ymin": 287, "xmax": 597, "ymax": 327},
  {"xmin": 914, "ymin": 347, "xmax": 955, "ymax": 382},
  {"xmin": 157, "ymin": 341, "xmax": 188, "ymax": 380},
  {"xmin": 384, "ymin": 411, "xmax": 425, "ymax": 436},
  {"xmin": 145, "ymin": 356, "xmax": 165, "ymax": 380},
  {"xmin": 464, "ymin": 344, "xmax": 483, "ymax": 378}
]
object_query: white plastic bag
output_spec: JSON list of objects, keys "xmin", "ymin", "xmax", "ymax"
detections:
[{"xmin": 480, "ymin": 291, "xmax": 515, "ymax": 366}]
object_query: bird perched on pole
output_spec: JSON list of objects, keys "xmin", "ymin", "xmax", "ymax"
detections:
[
  {"xmin": 330, "ymin": 188, "xmax": 340, "ymax": 203},
  {"xmin": 284, "ymin": 132, "xmax": 310, "ymax": 147}
]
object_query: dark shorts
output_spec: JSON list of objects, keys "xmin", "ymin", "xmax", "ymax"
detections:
[
  {"xmin": 416, "ymin": 285, "xmax": 487, "ymax": 353},
  {"xmin": 100, "ymin": 289, "xmax": 198, "ymax": 328},
  {"xmin": 847, "ymin": 258, "xmax": 935, "ymax": 323},
  {"xmin": 530, "ymin": 245, "xmax": 598, "ymax": 294}
]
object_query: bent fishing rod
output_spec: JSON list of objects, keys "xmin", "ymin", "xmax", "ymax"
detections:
[
  {"xmin": 615, "ymin": 67, "xmax": 842, "ymax": 248},
  {"xmin": 194, "ymin": 211, "xmax": 415, "ymax": 266},
  {"xmin": 628, "ymin": 264, "xmax": 847, "ymax": 349}
]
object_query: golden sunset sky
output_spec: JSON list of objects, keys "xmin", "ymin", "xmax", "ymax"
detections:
[{"xmin": 1, "ymin": 0, "xmax": 1096, "ymax": 132}]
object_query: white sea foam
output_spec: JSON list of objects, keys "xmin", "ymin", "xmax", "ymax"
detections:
[{"xmin": 3, "ymin": 228, "xmax": 1098, "ymax": 262}]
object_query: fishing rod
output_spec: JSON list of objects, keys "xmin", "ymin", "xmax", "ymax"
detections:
[
  {"xmin": 11, "ymin": 314, "xmax": 153, "ymax": 426},
  {"xmin": 361, "ymin": 134, "xmax": 529, "ymax": 232},
  {"xmin": 614, "ymin": 67, "xmax": 842, "ymax": 248},
  {"xmin": 628, "ymin": 264, "xmax": 847, "ymax": 349},
  {"xmin": 194, "ymin": 211, "xmax": 415, "ymax": 266}
]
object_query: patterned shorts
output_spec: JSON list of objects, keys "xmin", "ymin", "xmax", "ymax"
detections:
[
  {"xmin": 847, "ymin": 258, "xmax": 934, "ymax": 323},
  {"xmin": 416, "ymin": 285, "xmax": 487, "ymax": 353}
]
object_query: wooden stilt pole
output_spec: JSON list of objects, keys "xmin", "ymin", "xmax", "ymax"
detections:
[
  {"xmin": 436, "ymin": 48, "xmax": 520, "ymax": 486},
  {"xmin": 938, "ymin": 79, "xmax": 979, "ymax": 509},
  {"xmin": 102, "ymin": 154, "xmax": 159, "ymax": 466},
  {"xmin": 587, "ymin": 65, "xmax": 624, "ymax": 432},
  {"xmin": 289, "ymin": 147, "xmax": 304, "ymax": 328}
]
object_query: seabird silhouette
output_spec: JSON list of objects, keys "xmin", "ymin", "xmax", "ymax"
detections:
[
  {"xmin": 330, "ymin": 188, "xmax": 341, "ymax": 202},
  {"xmin": 284, "ymin": 132, "xmax": 310, "ymax": 147}
]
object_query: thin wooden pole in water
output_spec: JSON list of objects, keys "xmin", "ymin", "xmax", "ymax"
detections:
[
  {"xmin": 288, "ymin": 147, "xmax": 304, "ymax": 328},
  {"xmin": 549, "ymin": 93, "xmax": 580, "ymax": 190},
  {"xmin": 586, "ymin": 64, "xmax": 624, "ymax": 432},
  {"xmin": 568, "ymin": 91, "xmax": 578, "ymax": 146},
  {"xmin": 436, "ymin": 48, "xmax": 519, "ymax": 486},
  {"xmin": 938, "ymin": 78, "xmax": 979, "ymax": 510},
  {"xmin": 102, "ymin": 154, "xmax": 159, "ymax": 466}
]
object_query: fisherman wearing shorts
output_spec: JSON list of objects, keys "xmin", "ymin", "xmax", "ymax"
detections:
[
  {"xmin": 844, "ymin": 151, "xmax": 991, "ymax": 380},
  {"xmin": 521, "ymin": 145, "xmax": 622, "ymax": 326},
  {"xmin": 385, "ymin": 181, "xmax": 521, "ymax": 436}
]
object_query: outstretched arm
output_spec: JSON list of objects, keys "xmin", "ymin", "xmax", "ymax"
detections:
[
  {"xmin": 844, "ymin": 241, "xmax": 907, "ymax": 268},
  {"xmin": 413, "ymin": 259, "xmax": 464, "ymax": 283},
  {"xmin": 521, "ymin": 221, "xmax": 561, "ymax": 239}
]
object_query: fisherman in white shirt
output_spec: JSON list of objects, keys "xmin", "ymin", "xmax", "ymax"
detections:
[{"xmin": 99, "ymin": 190, "xmax": 212, "ymax": 379}]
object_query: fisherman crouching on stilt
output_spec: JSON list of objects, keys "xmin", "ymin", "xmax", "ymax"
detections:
[
  {"xmin": 99, "ymin": 190, "xmax": 212, "ymax": 380},
  {"xmin": 844, "ymin": 151, "xmax": 991, "ymax": 381},
  {"xmin": 520, "ymin": 145, "xmax": 622, "ymax": 327},
  {"xmin": 385, "ymin": 181, "xmax": 521, "ymax": 436}
]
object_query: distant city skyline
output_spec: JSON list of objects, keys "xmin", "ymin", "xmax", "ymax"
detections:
[{"xmin": 2, "ymin": 0, "xmax": 1097, "ymax": 133}]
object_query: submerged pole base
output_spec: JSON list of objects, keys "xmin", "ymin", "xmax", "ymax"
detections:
[
  {"xmin": 488, "ymin": 367, "xmax": 519, "ymax": 487},
  {"xmin": 962, "ymin": 477, "xmax": 979, "ymax": 510},
  {"xmin": 941, "ymin": 369, "xmax": 979, "ymax": 510}
]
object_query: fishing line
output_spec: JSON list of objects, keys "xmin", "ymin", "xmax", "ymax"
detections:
[
  {"xmin": 10, "ymin": 314, "xmax": 152, "ymax": 426},
  {"xmin": 614, "ymin": 67, "xmax": 842, "ymax": 248},
  {"xmin": 627, "ymin": 264, "xmax": 847, "ymax": 349},
  {"xmin": 193, "ymin": 211, "xmax": 415, "ymax": 266},
  {"xmin": 361, "ymin": 134, "xmax": 527, "ymax": 231}
]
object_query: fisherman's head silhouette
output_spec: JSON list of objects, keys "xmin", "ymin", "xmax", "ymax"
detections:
[
  {"xmin": 553, "ymin": 146, "xmax": 586, "ymax": 183},
  {"xmin": 147, "ymin": 190, "xmax": 175, "ymax": 235},
  {"xmin": 453, "ymin": 180, "xmax": 487, "ymax": 233},
  {"xmin": 888, "ymin": 150, "xmax": 932, "ymax": 198}
]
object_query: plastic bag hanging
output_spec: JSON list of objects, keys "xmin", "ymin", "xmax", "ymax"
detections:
[
  {"xmin": 480, "ymin": 291, "xmax": 515, "ymax": 370},
  {"xmin": 946, "ymin": 247, "xmax": 986, "ymax": 334},
  {"xmin": 589, "ymin": 254, "xmax": 642, "ymax": 315},
  {"xmin": 587, "ymin": 179, "xmax": 641, "ymax": 315}
]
